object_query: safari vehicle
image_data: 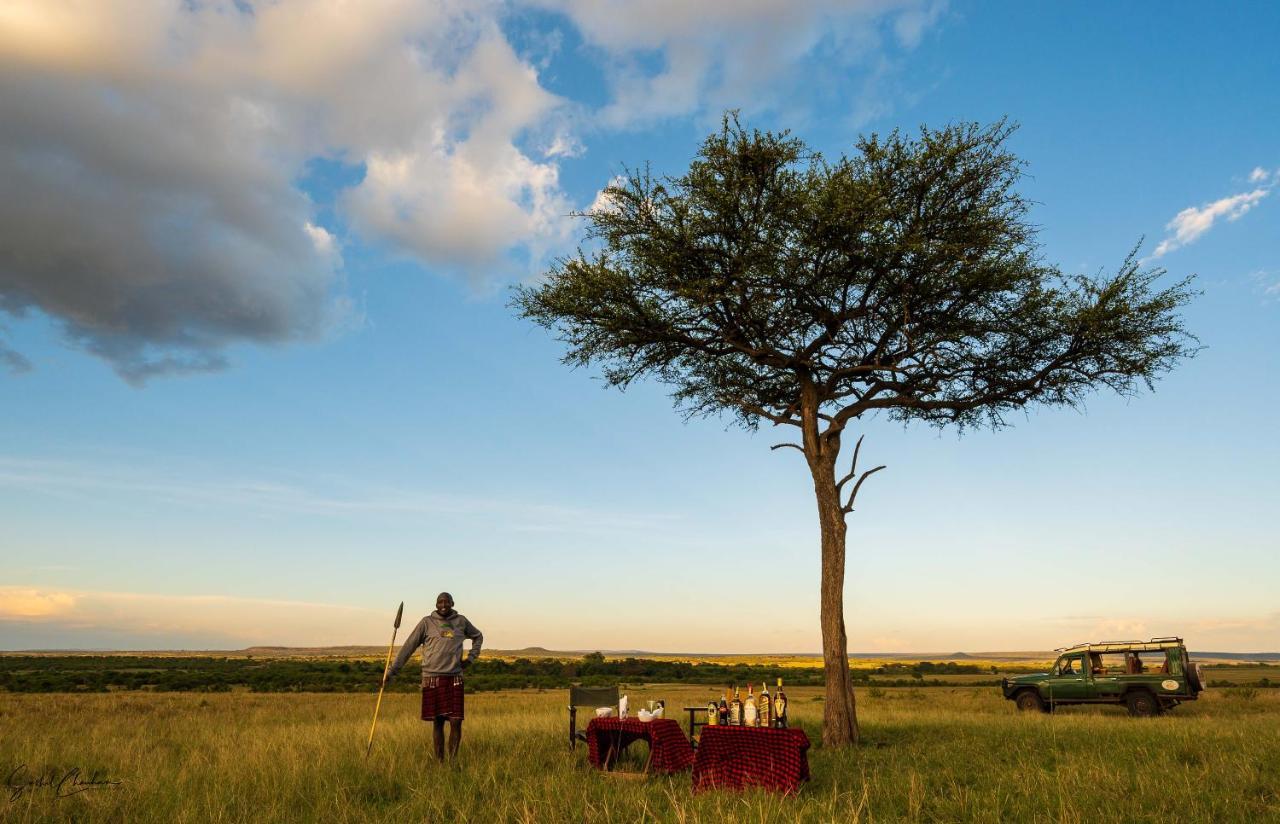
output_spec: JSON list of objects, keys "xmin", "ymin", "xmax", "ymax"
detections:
[{"xmin": 1002, "ymin": 637, "xmax": 1205, "ymax": 717}]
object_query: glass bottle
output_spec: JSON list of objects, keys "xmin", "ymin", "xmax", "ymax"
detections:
[
  {"xmin": 743, "ymin": 683, "xmax": 758, "ymax": 726},
  {"xmin": 728, "ymin": 684, "xmax": 741, "ymax": 726},
  {"xmin": 759, "ymin": 681, "xmax": 773, "ymax": 728},
  {"xmin": 774, "ymin": 678, "xmax": 788, "ymax": 728}
]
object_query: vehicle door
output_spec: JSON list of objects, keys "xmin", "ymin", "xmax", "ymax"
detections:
[
  {"xmin": 1044, "ymin": 652, "xmax": 1089, "ymax": 701},
  {"xmin": 1093, "ymin": 652, "xmax": 1124, "ymax": 699}
]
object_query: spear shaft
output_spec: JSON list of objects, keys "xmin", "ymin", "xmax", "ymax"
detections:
[{"xmin": 366, "ymin": 601, "xmax": 404, "ymax": 759}]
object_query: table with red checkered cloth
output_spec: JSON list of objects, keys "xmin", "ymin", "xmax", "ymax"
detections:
[
  {"xmin": 691, "ymin": 725, "xmax": 811, "ymax": 794},
  {"xmin": 584, "ymin": 717, "xmax": 694, "ymax": 774}
]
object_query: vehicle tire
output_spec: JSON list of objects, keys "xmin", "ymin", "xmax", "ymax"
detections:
[
  {"xmin": 1187, "ymin": 662, "xmax": 1205, "ymax": 692},
  {"xmin": 1126, "ymin": 690, "xmax": 1161, "ymax": 718},
  {"xmin": 1014, "ymin": 690, "xmax": 1046, "ymax": 713}
]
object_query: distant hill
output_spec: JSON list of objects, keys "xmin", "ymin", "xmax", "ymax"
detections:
[
  {"xmin": 4, "ymin": 646, "xmax": 1276, "ymax": 663},
  {"xmin": 1192, "ymin": 651, "xmax": 1280, "ymax": 662}
]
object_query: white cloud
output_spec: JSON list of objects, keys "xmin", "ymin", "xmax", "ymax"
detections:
[
  {"xmin": 0, "ymin": 588, "xmax": 77, "ymax": 618},
  {"xmin": 304, "ymin": 223, "xmax": 338, "ymax": 257},
  {"xmin": 533, "ymin": 0, "xmax": 946, "ymax": 127},
  {"xmin": 1251, "ymin": 269, "xmax": 1280, "ymax": 303},
  {"xmin": 1248, "ymin": 166, "xmax": 1270, "ymax": 183},
  {"xmin": 0, "ymin": 455, "xmax": 675, "ymax": 535},
  {"xmin": 1151, "ymin": 186, "xmax": 1270, "ymax": 259},
  {"xmin": 588, "ymin": 176, "xmax": 629, "ymax": 215}
]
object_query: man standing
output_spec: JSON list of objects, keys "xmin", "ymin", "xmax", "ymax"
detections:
[{"xmin": 383, "ymin": 592, "xmax": 483, "ymax": 761}]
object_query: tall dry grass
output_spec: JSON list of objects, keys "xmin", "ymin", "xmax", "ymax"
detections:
[{"xmin": 1, "ymin": 686, "xmax": 1276, "ymax": 822}]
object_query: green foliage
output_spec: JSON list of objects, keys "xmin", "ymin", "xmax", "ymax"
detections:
[
  {"xmin": 515, "ymin": 114, "xmax": 1197, "ymax": 435},
  {"xmin": 0, "ymin": 656, "xmax": 1014, "ymax": 694}
]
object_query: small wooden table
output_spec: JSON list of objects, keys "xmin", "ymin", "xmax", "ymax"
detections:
[{"xmin": 584, "ymin": 717, "xmax": 695, "ymax": 774}]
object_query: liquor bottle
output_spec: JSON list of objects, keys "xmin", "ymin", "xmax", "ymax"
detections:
[
  {"xmin": 718, "ymin": 691, "xmax": 729, "ymax": 726},
  {"xmin": 743, "ymin": 684, "xmax": 758, "ymax": 726},
  {"xmin": 706, "ymin": 697, "xmax": 718, "ymax": 726},
  {"xmin": 728, "ymin": 685, "xmax": 741, "ymax": 726},
  {"xmin": 758, "ymin": 681, "xmax": 773, "ymax": 728},
  {"xmin": 774, "ymin": 678, "xmax": 788, "ymax": 728}
]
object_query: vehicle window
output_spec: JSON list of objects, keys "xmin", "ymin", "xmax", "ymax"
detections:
[
  {"xmin": 1057, "ymin": 655, "xmax": 1084, "ymax": 676},
  {"xmin": 1098, "ymin": 652, "xmax": 1126, "ymax": 673},
  {"xmin": 1136, "ymin": 651, "xmax": 1161, "ymax": 673},
  {"xmin": 1164, "ymin": 650, "xmax": 1184, "ymax": 676}
]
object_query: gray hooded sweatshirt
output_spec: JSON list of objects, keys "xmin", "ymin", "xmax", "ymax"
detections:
[{"xmin": 387, "ymin": 611, "xmax": 483, "ymax": 680}]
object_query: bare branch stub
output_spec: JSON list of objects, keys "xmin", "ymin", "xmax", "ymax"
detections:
[
  {"xmin": 842, "ymin": 465, "xmax": 886, "ymax": 513},
  {"xmin": 771, "ymin": 443, "xmax": 805, "ymax": 453},
  {"xmin": 835, "ymin": 434, "xmax": 866, "ymax": 493}
]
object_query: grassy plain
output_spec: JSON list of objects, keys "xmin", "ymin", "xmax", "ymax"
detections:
[{"xmin": 2, "ymin": 685, "xmax": 1277, "ymax": 823}]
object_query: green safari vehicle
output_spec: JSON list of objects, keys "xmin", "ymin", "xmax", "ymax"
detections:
[{"xmin": 1002, "ymin": 637, "xmax": 1205, "ymax": 717}]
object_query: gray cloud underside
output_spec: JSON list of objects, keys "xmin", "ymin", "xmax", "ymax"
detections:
[{"xmin": 0, "ymin": 70, "xmax": 342, "ymax": 383}]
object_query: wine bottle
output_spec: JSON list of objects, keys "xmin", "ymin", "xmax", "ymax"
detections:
[
  {"xmin": 759, "ymin": 681, "xmax": 773, "ymax": 728},
  {"xmin": 743, "ymin": 684, "xmax": 758, "ymax": 726},
  {"xmin": 728, "ymin": 684, "xmax": 741, "ymax": 726},
  {"xmin": 774, "ymin": 678, "xmax": 788, "ymax": 728}
]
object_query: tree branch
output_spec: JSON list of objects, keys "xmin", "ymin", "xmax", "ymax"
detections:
[
  {"xmin": 834, "ymin": 434, "xmax": 866, "ymax": 493},
  {"xmin": 842, "ymin": 465, "xmax": 886, "ymax": 513},
  {"xmin": 770, "ymin": 443, "xmax": 805, "ymax": 453}
]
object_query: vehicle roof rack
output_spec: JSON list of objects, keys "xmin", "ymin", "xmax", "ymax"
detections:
[{"xmin": 1055, "ymin": 637, "xmax": 1184, "ymax": 654}]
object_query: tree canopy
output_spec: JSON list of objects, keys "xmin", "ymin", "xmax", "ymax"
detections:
[{"xmin": 517, "ymin": 118, "xmax": 1195, "ymax": 442}]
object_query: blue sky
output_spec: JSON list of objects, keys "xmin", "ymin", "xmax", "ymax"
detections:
[{"xmin": 1, "ymin": 1, "xmax": 1277, "ymax": 652}]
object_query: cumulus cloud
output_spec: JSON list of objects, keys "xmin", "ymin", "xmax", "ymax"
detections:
[
  {"xmin": 0, "ymin": 0, "xmax": 573, "ymax": 380},
  {"xmin": 533, "ymin": 0, "xmax": 946, "ymax": 127},
  {"xmin": 1151, "ymin": 186, "xmax": 1270, "ymax": 259},
  {"xmin": 0, "ymin": 0, "xmax": 947, "ymax": 381},
  {"xmin": 1248, "ymin": 166, "xmax": 1271, "ymax": 183}
]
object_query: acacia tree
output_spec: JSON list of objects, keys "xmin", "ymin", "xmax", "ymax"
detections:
[{"xmin": 514, "ymin": 117, "xmax": 1195, "ymax": 747}]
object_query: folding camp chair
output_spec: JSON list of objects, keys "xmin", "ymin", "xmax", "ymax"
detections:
[{"xmin": 567, "ymin": 684, "xmax": 620, "ymax": 750}]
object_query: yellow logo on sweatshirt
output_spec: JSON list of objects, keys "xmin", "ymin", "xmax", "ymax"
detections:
[{"xmin": 441, "ymin": 629, "xmax": 455, "ymax": 638}]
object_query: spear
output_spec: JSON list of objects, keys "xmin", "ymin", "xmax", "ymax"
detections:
[{"xmin": 366, "ymin": 601, "xmax": 403, "ymax": 759}]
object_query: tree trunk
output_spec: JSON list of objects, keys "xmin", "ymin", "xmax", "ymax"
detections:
[{"xmin": 799, "ymin": 380, "xmax": 859, "ymax": 747}]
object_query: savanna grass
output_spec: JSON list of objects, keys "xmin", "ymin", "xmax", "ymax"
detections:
[{"xmin": 1, "ymin": 686, "xmax": 1276, "ymax": 822}]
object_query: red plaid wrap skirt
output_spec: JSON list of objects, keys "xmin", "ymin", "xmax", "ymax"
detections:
[{"xmin": 420, "ymin": 675, "xmax": 465, "ymax": 720}]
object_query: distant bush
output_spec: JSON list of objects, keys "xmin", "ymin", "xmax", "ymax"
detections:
[{"xmin": 0, "ymin": 655, "xmax": 1009, "ymax": 694}]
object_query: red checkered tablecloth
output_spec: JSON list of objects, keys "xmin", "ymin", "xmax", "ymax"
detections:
[
  {"xmin": 691, "ymin": 725, "xmax": 811, "ymax": 794},
  {"xmin": 585, "ymin": 717, "xmax": 694, "ymax": 774}
]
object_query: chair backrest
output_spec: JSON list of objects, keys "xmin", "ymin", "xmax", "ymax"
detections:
[{"xmin": 569, "ymin": 684, "xmax": 619, "ymax": 708}]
